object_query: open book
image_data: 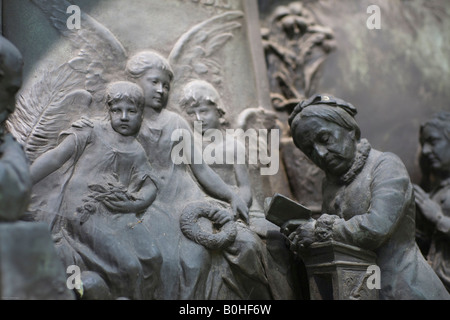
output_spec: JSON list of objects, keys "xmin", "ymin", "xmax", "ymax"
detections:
[{"xmin": 264, "ymin": 193, "xmax": 312, "ymax": 227}]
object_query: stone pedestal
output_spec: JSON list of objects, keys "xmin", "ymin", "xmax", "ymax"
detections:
[
  {"xmin": 0, "ymin": 221, "xmax": 75, "ymax": 300},
  {"xmin": 301, "ymin": 240, "xmax": 379, "ymax": 300}
]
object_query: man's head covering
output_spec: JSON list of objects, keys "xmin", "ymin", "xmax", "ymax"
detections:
[{"xmin": 288, "ymin": 93, "xmax": 357, "ymax": 127}]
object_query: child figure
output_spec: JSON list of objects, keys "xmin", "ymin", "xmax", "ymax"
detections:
[
  {"xmin": 179, "ymin": 79, "xmax": 302, "ymax": 300},
  {"xmin": 179, "ymin": 80, "xmax": 253, "ymax": 210},
  {"xmin": 30, "ymin": 81, "xmax": 161, "ymax": 300},
  {"xmin": 122, "ymin": 50, "xmax": 287, "ymax": 299},
  {"xmin": 179, "ymin": 79, "xmax": 281, "ymax": 235}
]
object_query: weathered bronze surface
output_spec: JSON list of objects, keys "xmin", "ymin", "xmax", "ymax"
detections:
[
  {"xmin": 2, "ymin": 0, "xmax": 450, "ymax": 301},
  {"xmin": 4, "ymin": 0, "xmax": 301, "ymax": 300},
  {"xmin": 284, "ymin": 94, "xmax": 450, "ymax": 299}
]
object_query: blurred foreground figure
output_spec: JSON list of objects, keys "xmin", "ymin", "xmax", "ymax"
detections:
[{"xmin": 0, "ymin": 35, "xmax": 73, "ymax": 300}]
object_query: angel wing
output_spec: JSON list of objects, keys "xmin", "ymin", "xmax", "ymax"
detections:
[
  {"xmin": 168, "ymin": 10, "xmax": 244, "ymax": 109},
  {"xmin": 31, "ymin": 0, "xmax": 128, "ymax": 104},
  {"xmin": 235, "ymin": 107, "xmax": 279, "ymax": 170},
  {"xmin": 7, "ymin": 0, "xmax": 128, "ymax": 162}
]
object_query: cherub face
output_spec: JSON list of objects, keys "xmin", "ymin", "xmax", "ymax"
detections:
[
  {"xmin": 185, "ymin": 100, "xmax": 221, "ymax": 134},
  {"xmin": 293, "ymin": 116, "xmax": 357, "ymax": 177},
  {"xmin": 420, "ymin": 124, "xmax": 450, "ymax": 173},
  {"xmin": 136, "ymin": 68, "xmax": 171, "ymax": 111},
  {"xmin": 109, "ymin": 100, "xmax": 143, "ymax": 136}
]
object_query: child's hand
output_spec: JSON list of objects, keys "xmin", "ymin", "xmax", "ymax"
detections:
[
  {"xmin": 208, "ymin": 209, "xmax": 233, "ymax": 226},
  {"xmin": 230, "ymin": 194, "xmax": 249, "ymax": 223},
  {"xmin": 101, "ymin": 192, "xmax": 134, "ymax": 213}
]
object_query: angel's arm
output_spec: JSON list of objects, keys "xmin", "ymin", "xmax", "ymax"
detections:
[
  {"xmin": 186, "ymin": 130, "xmax": 249, "ymax": 222},
  {"xmin": 231, "ymin": 140, "xmax": 252, "ymax": 208},
  {"xmin": 30, "ymin": 135, "xmax": 77, "ymax": 184},
  {"xmin": 234, "ymin": 163, "xmax": 252, "ymax": 208},
  {"xmin": 190, "ymin": 160, "xmax": 249, "ymax": 222}
]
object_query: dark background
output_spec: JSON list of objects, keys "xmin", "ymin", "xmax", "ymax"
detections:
[{"xmin": 258, "ymin": 0, "xmax": 450, "ymax": 184}]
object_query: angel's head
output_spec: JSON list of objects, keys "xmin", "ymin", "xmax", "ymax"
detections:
[
  {"xmin": 179, "ymin": 80, "xmax": 228, "ymax": 134},
  {"xmin": 105, "ymin": 81, "xmax": 144, "ymax": 137},
  {"xmin": 126, "ymin": 51, "xmax": 173, "ymax": 111},
  {"xmin": 0, "ymin": 36, "xmax": 23, "ymax": 126}
]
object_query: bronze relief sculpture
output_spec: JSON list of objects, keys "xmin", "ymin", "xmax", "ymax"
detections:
[
  {"xmin": 178, "ymin": 79, "xmax": 302, "ymax": 299},
  {"xmin": 284, "ymin": 94, "xmax": 450, "ymax": 299},
  {"xmin": 3, "ymin": 0, "xmax": 449, "ymax": 301},
  {"xmin": 7, "ymin": 0, "xmax": 301, "ymax": 299}
]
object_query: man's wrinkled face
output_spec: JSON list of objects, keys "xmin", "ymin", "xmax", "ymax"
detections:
[{"xmin": 293, "ymin": 116, "xmax": 357, "ymax": 177}]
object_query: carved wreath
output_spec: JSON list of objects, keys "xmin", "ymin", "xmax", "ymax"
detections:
[{"xmin": 180, "ymin": 201, "xmax": 237, "ymax": 250}]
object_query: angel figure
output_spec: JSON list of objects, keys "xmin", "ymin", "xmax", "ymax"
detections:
[
  {"xmin": 29, "ymin": 81, "xmax": 161, "ymax": 300},
  {"xmin": 179, "ymin": 79, "xmax": 269, "ymax": 234},
  {"xmin": 8, "ymin": 0, "xmax": 289, "ymax": 300},
  {"xmin": 124, "ymin": 51, "xmax": 279, "ymax": 300}
]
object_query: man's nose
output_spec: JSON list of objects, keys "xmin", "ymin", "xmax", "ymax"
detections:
[{"xmin": 314, "ymin": 144, "xmax": 328, "ymax": 158}]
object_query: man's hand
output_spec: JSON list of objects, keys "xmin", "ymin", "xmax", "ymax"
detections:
[{"xmin": 282, "ymin": 218, "xmax": 317, "ymax": 253}]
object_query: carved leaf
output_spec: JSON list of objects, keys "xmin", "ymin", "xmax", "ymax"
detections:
[{"xmin": 263, "ymin": 3, "xmax": 336, "ymax": 110}]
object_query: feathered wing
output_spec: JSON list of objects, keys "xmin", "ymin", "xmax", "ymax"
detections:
[
  {"xmin": 31, "ymin": 0, "xmax": 128, "ymax": 104},
  {"xmin": 7, "ymin": 0, "xmax": 129, "ymax": 162},
  {"xmin": 235, "ymin": 107, "xmax": 279, "ymax": 170},
  {"xmin": 168, "ymin": 10, "xmax": 244, "ymax": 109}
]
